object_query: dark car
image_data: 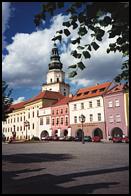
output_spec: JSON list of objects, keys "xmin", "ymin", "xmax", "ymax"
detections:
[
  {"xmin": 65, "ymin": 136, "xmax": 75, "ymax": 141},
  {"xmin": 84, "ymin": 136, "xmax": 92, "ymax": 142},
  {"xmin": 112, "ymin": 136, "xmax": 123, "ymax": 143},
  {"xmin": 92, "ymin": 136, "xmax": 101, "ymax": 142}
]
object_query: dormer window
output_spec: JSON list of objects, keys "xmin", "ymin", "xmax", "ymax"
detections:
[
  {"xmin": 84, "ymin": 91, "xmax": 89, "ymax": 95},
  {"xmin": 92, "ymin": 90, "xmax": 97, "ymax": 94},
  {"xmin": 99, "ymin": 88, "xmax": 105, "ymax": 92},
  {"xmin": 77, "ymin": 93, "xmax": 82, "ymax": 96}
]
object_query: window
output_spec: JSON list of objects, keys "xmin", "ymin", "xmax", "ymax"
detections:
[
  {"xmin": 92, "ymin": 90, "xmax": 97, "ymax": 94},
  {"xmin": 84, "ymin": 91, "xmax": 89, "ymax": 95},
  {"xmin": 28, "ymin": 112, "xmax": 30, "ymax": 119},
  {"xmin": 56, "ymin": 118, "xmax": 59, "ymax": 125},
  {"xmin": 108, "ymin": 101, "xmax": 113, "ymax": 107},
  {"xmin": 17, "ymin": 127, "xmax": 19, "ymax": 131},
  {"xmin": 17, "ymin": 117, "xmax": 19, "ymax": 122},
  {"xmin": 97, "ymin": 100, "xmax": 101, "ymax": 107},
  {"xmin": 74, "ymin": 116, "xmax": 77, "ymax": 123},
  {"xmin": 89, "ymin": 101, "xmax": 92, "ymax": 108},
  {"xmin": 57, "ymin": 78, "xmax": 59, "ymax": 82},
  {"xmin": 116, "ymin": 114, "xmax": 121, "ymax": 122},
  {"xmin": 32, "ymin": 111, "xmax": 34, "ymax": 118},
  {"xmin": 32, "ymin": 123, "xmax": 34, "ymax": 129},
  {"xmin": 74, "ymin": 104, "xmax": 77, "ymax": 110},
  {"xmin": 98, "ymin": 113, "xmax": 101, "ymax": 121},
  {"xmin": 24, "ymin": 116, "xmax": 25, "ymax": 121},
  {"xmin": 37, "ymin": 110, "xmax": 39, "ymax": 116},
  {"xmin": 81, "ymin": 103, "xmax": 84, "ymax": 109},
  {"xmin": 61, "ymin": 118, "xmax": 63, "ymax": 125},
  {"xmin": 65, "ymin": 117, "xmax": 68, "ymax": 125},
  {"xmin": 20, "ymin": 116, "xmax": 22, "ymax": 121},
  {"xmin": 52, "ymin": 110, "xmax": 54, "ymax": 115},
  {"xmin": 61, "ymin": 109, "xmax": 63, "ymax": 114},
  {"xmin": 11, "ymin": 119, "xmax": 12, "ymax": 123},
  {"xmin": 115, "ymin": 99, "xmax": 120, "ymax": 107},
  {"xmin": 56, "ymin": 110, "xmax": 59, "ymax": 115},
  {"xmin": 40, "ymin": 117, "xmax": 43, "ymax": 125},
  {"xmin": 50, "ymin": 78, "xmax": 52, "ymax": 83},
  {"xmin": 52, "ymin": 119, "xmax": 54, "ymax": 126},
  {"xmin": 109, "ymin": 115, "xmax": 114, "ymax": 123},
  {"xmin": 46, "ymin": 117, "xmax": 50, "ymax": 125},
  {"xmin": 64, "ymin": 92, "xmax": 66, "ymax": 96},
  {"xmin": 90, "ymin": 114, "xmax": 93, "ymax": 122},
  {"xmin": 65, "ymin": 108, "xmax": 68, "ymax": 113},
  {"xmin": 20, "ymin": 126, "xmax": 22, "ymax": 131},
  {"xmin": 77, "ymin": 93, "xmax": 82, "ymax": 96},
  {"xmin": 99, "ymin": 88, "xmax": 105, "ymax": 92}
]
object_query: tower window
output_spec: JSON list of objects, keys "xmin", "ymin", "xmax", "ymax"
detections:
[
  {"xmin": 50, "ymin": 78, "xmax": 52, "ymax": 83},
  {"xmin": 57, "ymin": 78, "xmax": 59, "ymax": 82}
]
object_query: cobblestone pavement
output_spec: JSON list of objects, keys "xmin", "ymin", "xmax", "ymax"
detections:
[{"xmin": 2, "ymin": 142, "xmax": 129, "ymax": 194}]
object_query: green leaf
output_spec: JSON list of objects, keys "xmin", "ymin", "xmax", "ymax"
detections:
[
  {"xmin": 71, "ymin": 37, "xmax": 81, "ymax": 44},
  {"xmin": 64, "ymin": 29, "xmax": 70, "ymax": 36},
  {"xmin": 78, "ymin": 26, "xmax": 87, "ymax": 36},
  {"xmin": 77, "ymin": 46, "xmax": 85, "ymax": 50},
  {"xmin": 52, "ymin": 35, "xmax": 62, "ymax": 42},
  {"xmin": 63, "ymin": 21, "xmax": 71, "ymax": 27},
  {"xmin": 91, "ymin": 42, "xmax": 100, "ymax": 50},
  {"xmin": 56, "ymin": 30, "xmax": 63, "ymax": 34},
  {"xmin": 72, "ymin": 22, "xmax": 78, "ymax": 29},
  {"xmin": 77, "ymin": 62, "xmax": 86, "ymax": 70},
  {"xmin": 88, "ymin": 45, "xmax": 92, "ymax": 51},
  {"xmin": 83, "ymin": 51, "xmax": 91, "ymax": 59},
  {"xmin": 103, "ymin": 16, "xmax": 112, "ymax": 25},
  {"xmin": 71, "ymin": 50, "xmax": 81, "ymax": 58},
  {"xmin": 69, "ymin": 71, "xmax": 77, "ymax": 78},
  {"xmin": 68, "ymin": 64, "xmax": 77, "ymax": 69}
]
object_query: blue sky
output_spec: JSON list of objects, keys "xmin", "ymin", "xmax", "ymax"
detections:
[{"xmin": 2, "ymin": 2, "xmax": 123, "ymax": 104}]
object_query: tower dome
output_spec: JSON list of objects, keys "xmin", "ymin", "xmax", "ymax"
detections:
[{"xmin": 48, "ymin": 43, "xmax": 63, "ymax": 70}]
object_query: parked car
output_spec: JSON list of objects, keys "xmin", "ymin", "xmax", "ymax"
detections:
[
  {"xmin": 65, "ymin": 136, "xmax": 75, "ymax": 141},
  {"xmin": 112, "ymin": 136, "xmax": 123, "ymax": 143},
  {"xmin": 92, "ymin": 136, "xmax": 101, "ymax": 142},
  {"xmin": 122, "ymin": 136, "xmax": 129, "ymax": 143},
  {"xmin": 74, "ymin": 136, "xmax": 82, "ymax": 141},
  {"xmin": 84, "ymin": 136, "xmax": 92, "ymax": 142},
  {"xmin": 52, "ymin": 135, "xmax": 59, "ymax": 141},
  {"xmin": 59, "ymin": 136, "xmax": 66, "ymax": 141}
]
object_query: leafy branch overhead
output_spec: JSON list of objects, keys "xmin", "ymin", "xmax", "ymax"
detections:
[{"xmin": 34, "ymin": 2, "xmax": 129, "ymax": 83}]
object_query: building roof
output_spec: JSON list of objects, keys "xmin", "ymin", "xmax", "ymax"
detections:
[
  {"xmin": 10, "ymin": 101, "xmax": 26, "ymax": 110},
  {"xmin": 52, "ymin": 96, "xmax": 72, "ymax": 107},
  {"xmin": 105, "ymin": 83, "xmax": 127, "ymax": 95},
  {"xmin": 25, "ymin": 90, "xmax": 64, "ymax": 104},
  {"xmin": 71, "ymin": 82, "xmax": 111, "ymax": 102},
  {"xmin": 10, "ymin": 91, "xmax": 64, "ymax": 110}
]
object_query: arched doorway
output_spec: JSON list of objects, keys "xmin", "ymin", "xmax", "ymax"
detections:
[
  {"xmin": 64, "ymin": 129, "xmax": 68, "ymax": 136},
  {"xmin": 76, "ymin": 129, "xmax": 82, "ymax": 141},
  {"xmin": 93, "ymin": 128, "xmax": 103, "ymax": 138},
  {"xmin": 111, "ymin": 127, "xmax": 123, "ymax": 137},
  {"xmin": 41, "ymin": 130, "xmax": 49, "ymax": 139}
]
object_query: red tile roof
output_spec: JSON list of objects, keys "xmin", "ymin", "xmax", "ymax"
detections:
[
  {"xmin": 52, "ymin": 96, "xmax": 72, "ymax": 107},
  {"xmin": 25, "ymin": 91, "xmax": 64, "ymax": 104},
  {"xmin": 105, "ymin": 83, "xmax": 126, "ymax": 95},
  {"xmin": 10, "ymin": 91, "xmax": 64, "ymax": 110},
  {"xmin": 71, "ymin": 82, "xmax": 111, "ymax": 101},
  {"xmin": 10, "ymin": 101, "xmax": 26, "ymax": 110}
]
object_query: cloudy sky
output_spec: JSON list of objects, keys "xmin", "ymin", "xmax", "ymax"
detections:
[{"xmin": 2, "ymin": 2, "xmax": 123, "ymax": 103}]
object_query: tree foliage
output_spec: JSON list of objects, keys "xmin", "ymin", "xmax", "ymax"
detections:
[
  {"xmin": 34, "ymin": 2, "xmax": 129, "ymax": 83},
  {"xmin": 2, "ymin": 81, "xmax": 13, "ymax": 121}
]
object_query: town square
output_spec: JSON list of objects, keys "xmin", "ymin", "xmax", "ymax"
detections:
[{"xmin": 2, "ymin": 2, "xmax": 129, "ymax": 194}]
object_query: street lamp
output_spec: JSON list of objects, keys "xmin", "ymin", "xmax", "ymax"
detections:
[
  {"xmin": 24, "ymin": 120, "xmax": 30, "ymax": 140},
  {"xmin": 79, "ymin": 114, "xmax": 86, "ymax": 144}
]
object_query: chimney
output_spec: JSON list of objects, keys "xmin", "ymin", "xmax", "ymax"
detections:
[{"xmin": 96, "ymin": 83, "xmax": 99, "ymax": 86}]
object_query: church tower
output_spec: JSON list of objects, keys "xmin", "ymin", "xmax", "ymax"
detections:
[{"xmin": 42, "ymin": 43, "xmax": 70, "ymax": 96}]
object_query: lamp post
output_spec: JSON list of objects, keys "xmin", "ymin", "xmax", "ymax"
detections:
[
  {"xmin": 79, "ymin": 114, "xmax": 86, "ymax": 144},
  {"xmin": 24, "ymin": 120, "xmax": 30, "ymax": 140}
]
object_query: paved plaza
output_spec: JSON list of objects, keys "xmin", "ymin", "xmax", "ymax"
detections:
[{"xmin": 2, "ymin": 142, "xmax": 129, "ymax": 194}]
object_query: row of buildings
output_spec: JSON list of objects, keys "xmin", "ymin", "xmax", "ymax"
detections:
[{"xmin": 2, "ymin": 43, "xmax": 129, "ymax": 141}]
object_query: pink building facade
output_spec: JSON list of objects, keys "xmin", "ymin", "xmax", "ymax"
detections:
[
  {"xmin": 51, "ymin": 97, "xmax": 72, "ymax": 137},
  {"xmin": 104, "ymin": 84, "xmax": 128, "ymax": 139}
]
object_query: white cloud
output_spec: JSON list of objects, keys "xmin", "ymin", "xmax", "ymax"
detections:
[
  {"xmin": 13, "ymin": 96, "xmax": 25, "ymax": 104},
  {"xmin": 2, "ymin": 13, "xmax": 123, "ymax": 94},
  {"xmin": 2, "ymin": 2, "xmax": 12, "ymax": 49}
]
